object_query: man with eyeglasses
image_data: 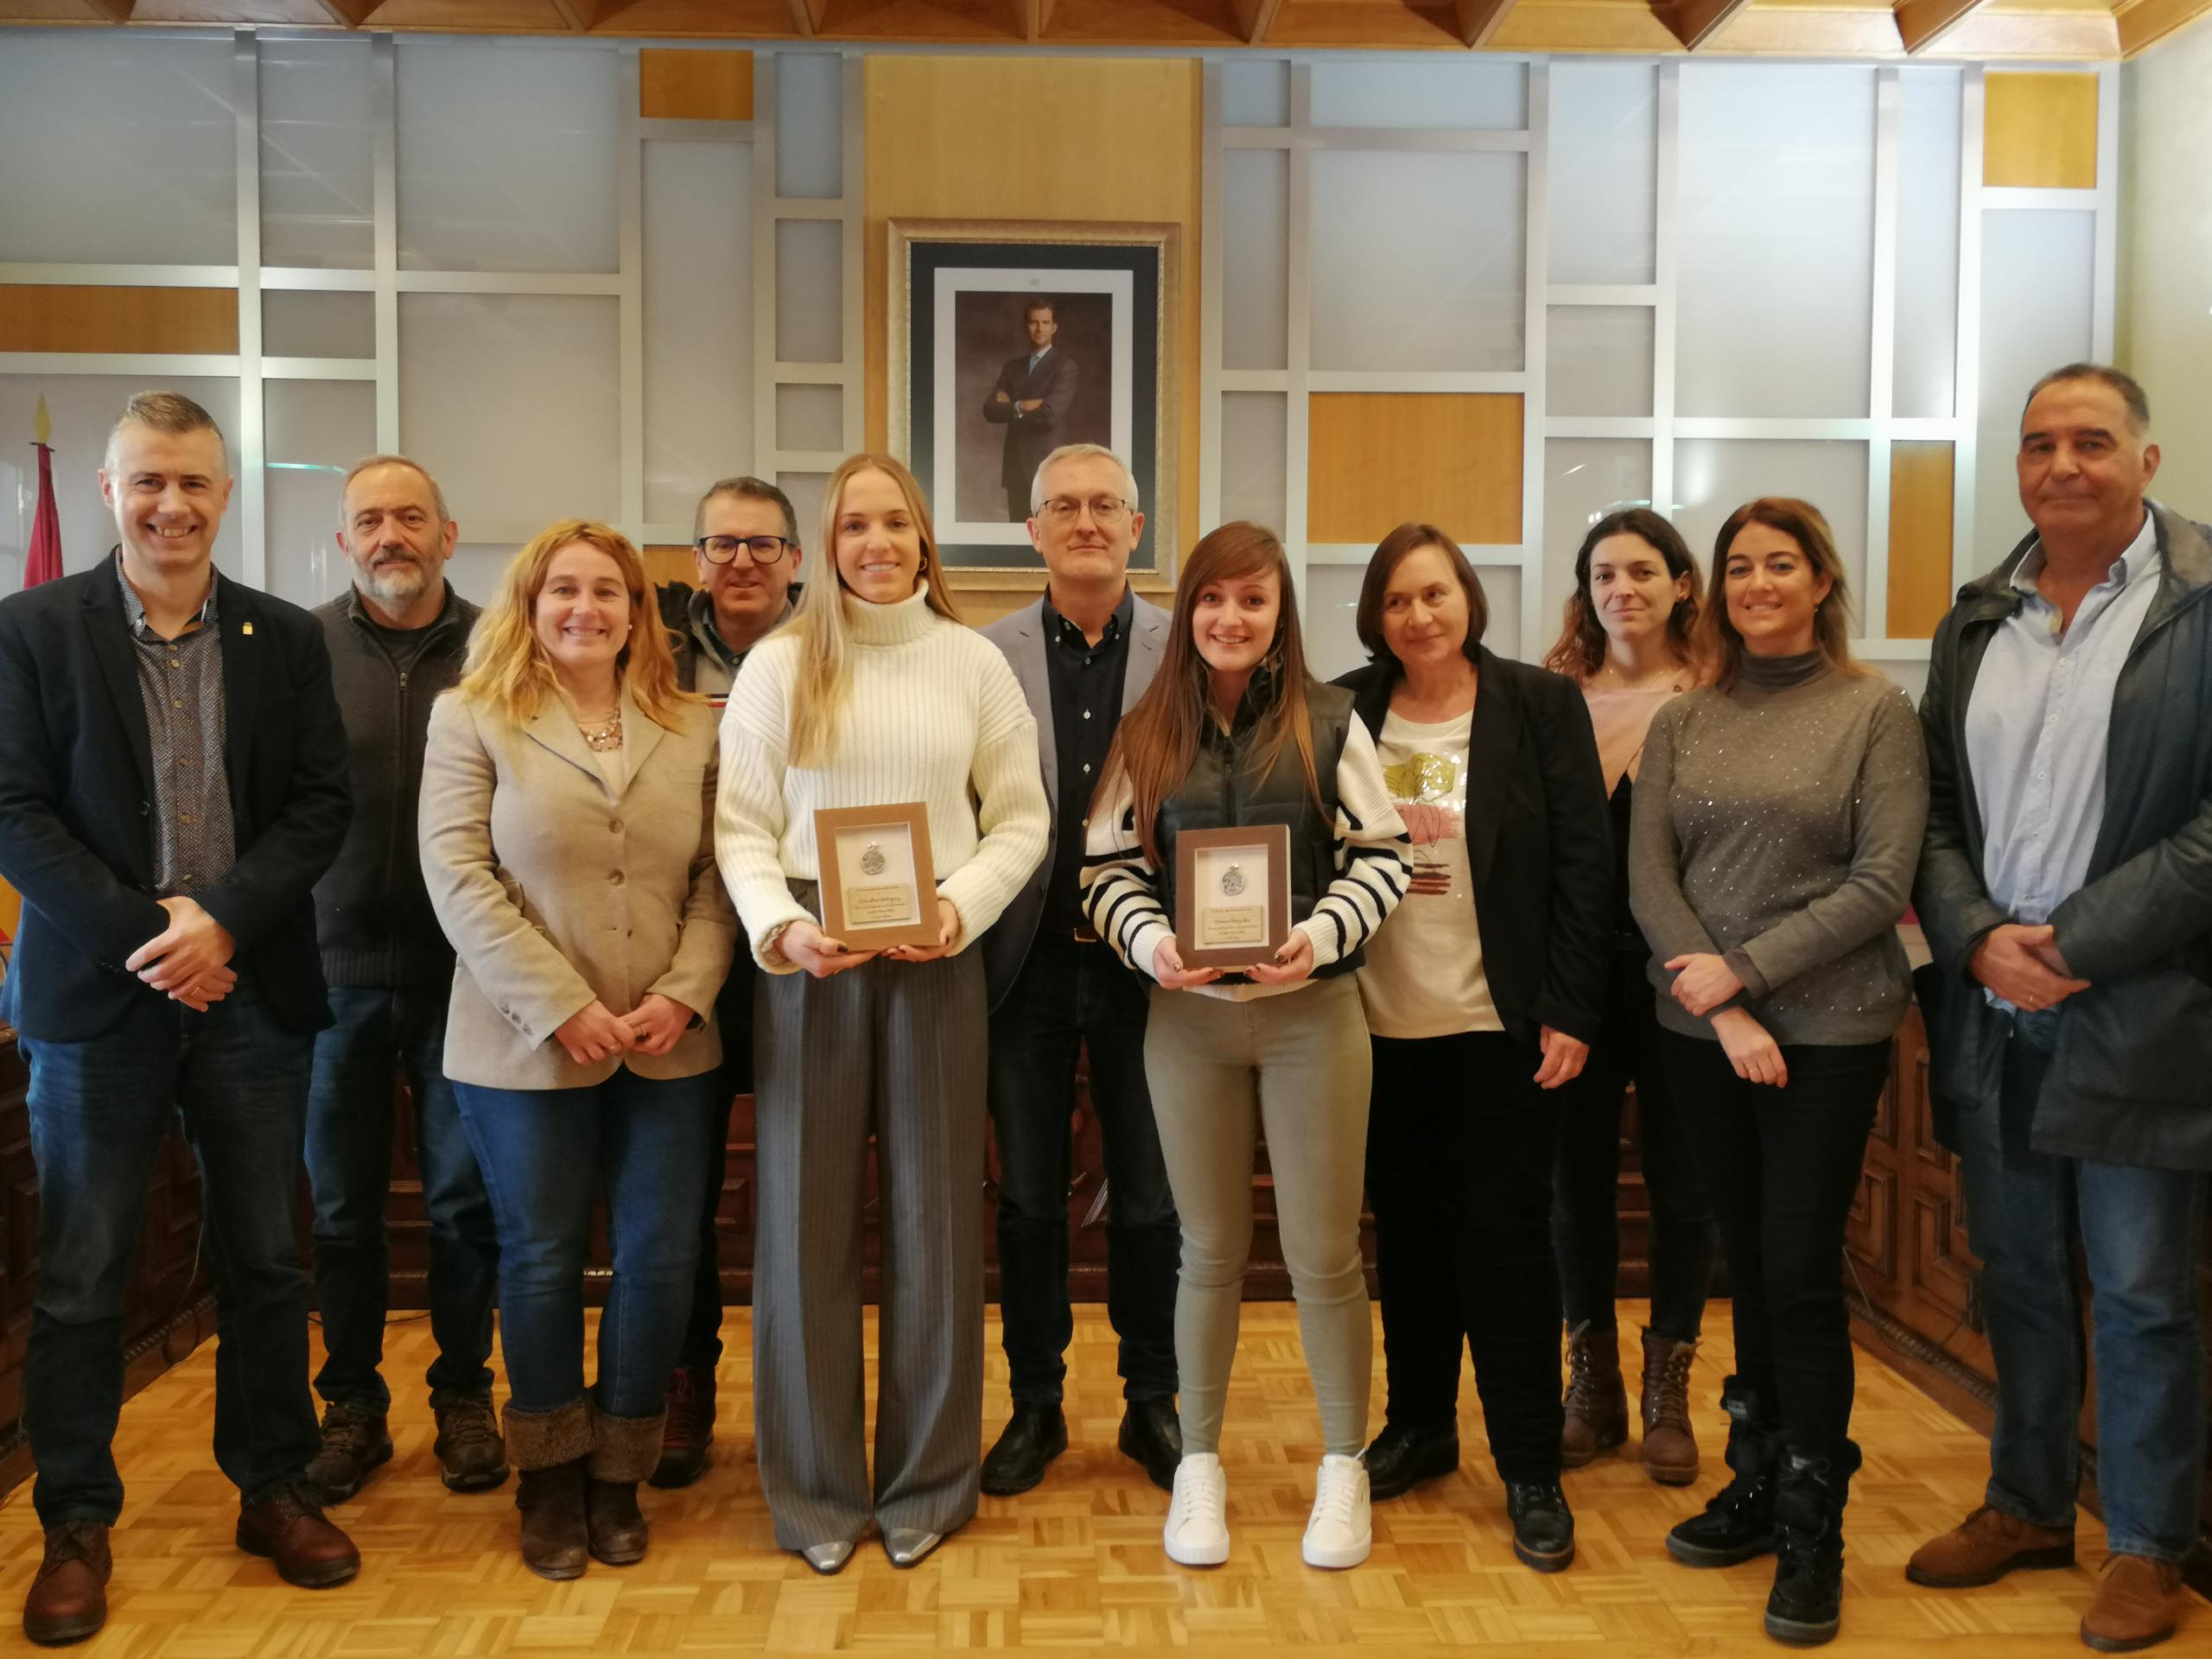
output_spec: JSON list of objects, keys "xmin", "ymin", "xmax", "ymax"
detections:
[
  {"xmin": 976, "ymin": 443, "xmax": 1181, "ymax": 1497},
  {"xmin": 648, "ymin": 476, "xmax": 802, "ymax": 1488},
  {"xmin": 657, "ymin": 476, "xmax": 804, "ymax": 696}
]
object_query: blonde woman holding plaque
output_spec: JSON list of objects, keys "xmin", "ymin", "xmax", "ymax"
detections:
[{"xmin": 715, "ymin": 454, "xmax": 1047, "ymax": 1576}]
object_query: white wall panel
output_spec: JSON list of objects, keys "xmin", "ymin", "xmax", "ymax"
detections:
[
  {"xmin": 264, "ymin": 291, "xmax": 378, "ymax": 359},
  {"xmin": 1977, "ymin": 210, "xmax": 2095, "ymax": 570},
  {"xmin": 1542, "ymin": 439, "xmax": 1655, "ymax": 638},
  {"xmin": 776, "ymin": 53, "xmax": 843, "ymax": 200},
  {"xmin": 260, "ymin": 38, "xmax": 376, "ymax": 270},
  {"xmin": 1677, "ymin": 65, "xmax": 1878, "ymax": 418},
  {"xmin": 1303, "ymin": 563, "xmax": 1368, "ymax": 681},
  {"xmin": 775, "ymin": 219, "xmax": 844, "ymax": 364},
  {"xmin": 0, "ymin": 37, "xmax": 237, "ymax": 265},
  {"xmin": 1894, "ymin": 67, "xmax": 1963, "ymax": 420},
  {"xmin": 1220, "ymin": 391, "xmax": 1289, "ymax": 539},
  {"xmin": 264, "ymin": 379, "xmax": 375, "ymax": 607},
  {"xmin": 1222, "ymin": 149, "xmax": 1290, "ymax": 373},
  {"xmin": 1222, "ymin": 59, "xmax": 1289, "ymax": 128},
  {"xmin": 1311, "ymin": 150, "xmax": 1525, "ymax": 372},
  {"xmin": 1674, "ymin": 439, "xmax": 1871, "ymax": 632},
  {"xmin": 395, "ymin": 41, "xmax": 620, "ymax": 273},
  {"xmin": 398, "ymin": 294, "xmax": 621, "ymax": 528},
  {"xmin": 1548, "ymin": 308, "xmax": 1654, "ymax": 416},
  {"xmin": 644, "ymin": 140, "xmax": 753, "ymax": 524},
  {"xmin": 1549, "ymin": 61, "xmax": 1657, "ymax": 287},
  {"xmin": 1310, "ymin": 59, "xmax": 1526, "ymax": 130}
]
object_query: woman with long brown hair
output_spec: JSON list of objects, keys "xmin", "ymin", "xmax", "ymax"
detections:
[
  {"xmin": 419, "ymin": 521, "xmax": 734, "ymax": 1579},
  {"xmin": 715, "ymin": 454, "xmax": 1047, "ymax": 1575},
  {"xmin": 1083, "ymin": 523, "xmax": 1409, "ymax": 1573},
  {"xmin": 1630, "ymin": 498, "xmax": 1925, "ymax": 1645},
  {"xmin": 1337, "ymin": 524, "xmax": 1611, "ymax": 1574},
  {"xmin": 1540, "ymin": 508, "xmax": 1717, "ymax": 1487}
]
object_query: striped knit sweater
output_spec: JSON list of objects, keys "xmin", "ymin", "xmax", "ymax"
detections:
[
  {"xmin": 715, "ymin": 582, "xmax": 1049, "ymax": 972},
  {"xmin": 1081, "ymin": 715, "xmax": 1412, "ymax": 1001}
]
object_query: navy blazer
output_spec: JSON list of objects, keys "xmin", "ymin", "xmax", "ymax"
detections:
[
  {"xmin": 0, "ymin": 560, "xmax": 350, "ymax": 1041},
  {"xmin": 1337, "ymin": 646, "xmax": 1612, "ymax": 1045}
]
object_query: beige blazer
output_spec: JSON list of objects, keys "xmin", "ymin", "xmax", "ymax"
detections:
[{"xmin": 420, "ymin": 687, "xmax": 736, "ymax": 1090}]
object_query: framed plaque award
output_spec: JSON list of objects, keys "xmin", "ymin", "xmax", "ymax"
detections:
[
  {"xmin": 1173, "ymin": 823, "xmax": 1292, "ymax": 970},
  {"xmin": 814, "ymin": 804, "xmax": 941, "ymax": 950}
]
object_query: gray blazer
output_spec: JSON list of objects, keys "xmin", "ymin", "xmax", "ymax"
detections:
[
  {"xmin": 977, "ymin": 591, "xmax": 1170, "ymax": 1010},
  {"xmin": 420, "ymin": 688, "xmax": 736, "ymax": 1090}
]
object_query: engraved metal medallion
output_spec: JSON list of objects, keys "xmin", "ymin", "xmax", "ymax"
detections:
[
  {"xmin": 1219, "ymin": 864, "xmax": 1246, "ymax": 897},
  {"xmin": 861, "ymin": 842, "xmax": 887, "ymax": 877}
]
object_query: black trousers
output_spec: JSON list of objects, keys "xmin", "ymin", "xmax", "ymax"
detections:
[
  {"xmin": 675, "ymin": 976, "xmax": 753, "ymax": 1373},
  {"xmin": 1551, "ymin": 952, "xmax": 1715, "ymax": 1341},
  {"xmin": 1660, "ymin": 1031, "xmax": 1891, "ymax": 1459},
  {"xmin": 1366, "ymin": 1030, "xmax": 1563, "ymax": 1484}
]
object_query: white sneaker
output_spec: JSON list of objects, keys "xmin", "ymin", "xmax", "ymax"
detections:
[
  {"xmin": 1302, "ymin": 1453, "xmax": 1371, "ymax": 1569},
  {"xmin": 1163, "ymin": 1452, "xmax": 1230, "ymax": 1566}
]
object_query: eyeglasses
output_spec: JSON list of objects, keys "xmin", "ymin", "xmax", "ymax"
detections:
[
  {"xmin": 696, "ymin": 534, "xmax": 794, "ymax": 566},
  {"xmin": 1037, "ymin": 497, "xmax": 1131, "ymax": 527}
]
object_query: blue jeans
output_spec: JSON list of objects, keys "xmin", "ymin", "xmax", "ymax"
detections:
[
  {"xmin": 20, "ymin": 980, "xmax": 321, "ymax": 1526},
  {"xmin": 454, "ymin": 1068, "xmax": 716, "ymax": 1420},
  {"xmin": 1955, "ymin": 1009, "xmax": 2208, "ymax": 1562},
  {"xmin": 986, "ymin": 934, "xmax": 1178, "ymax": 1406},
  {"xmin": 305, "ymin": 985, "xmax": 499, "ymax": 1412}
]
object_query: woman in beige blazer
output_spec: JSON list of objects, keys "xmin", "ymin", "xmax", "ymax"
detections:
[{"xmin": 420, "ymin": 520, "xmax": 734, "ymax": 1583}]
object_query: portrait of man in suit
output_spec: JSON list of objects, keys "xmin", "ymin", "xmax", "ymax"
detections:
[{"xmin": 981, "ymin": 300, "xmax": 1080, "ymax": 520}]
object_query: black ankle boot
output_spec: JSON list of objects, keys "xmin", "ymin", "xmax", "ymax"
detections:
[
  {"xmin": 1664, "ymin": 1376, "xmax": 1781, "ymax": 1567},
  {"xmin": 1764, "ymin": 1441, "xmax": 1859, "ymax": 1647}
]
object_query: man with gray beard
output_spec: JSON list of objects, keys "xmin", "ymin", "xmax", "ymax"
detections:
[{"xmin": 302, "ymin": 455, "xmax": 505, "ymax": 1503}]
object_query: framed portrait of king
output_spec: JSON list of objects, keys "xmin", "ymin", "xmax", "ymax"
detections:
[{"xmin": 888, "ymin": 219, "xmax": 1178, "ymax": 575}]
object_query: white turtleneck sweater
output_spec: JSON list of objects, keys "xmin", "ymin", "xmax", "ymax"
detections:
[{"xmin": 715, "ymin": 582, "xmax": 1049, "ymax": 973}]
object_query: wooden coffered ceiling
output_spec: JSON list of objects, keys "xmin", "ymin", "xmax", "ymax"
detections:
[{"xmin": 3, "ymin": 0, "xmax": 2202, "ymax": 59}]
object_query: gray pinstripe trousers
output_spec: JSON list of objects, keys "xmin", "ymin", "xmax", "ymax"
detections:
[{"xmin": 751, "ymin": 938, "xmax": 988, "ymax": 1550}]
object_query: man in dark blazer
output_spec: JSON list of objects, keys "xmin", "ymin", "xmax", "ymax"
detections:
[
  {"xmin": 976, "ymin": 443, "xmax": 1179, "ymax": 1497},
  {"xmin": 981, "ymin": 300, "xmax": 1079, "ymax": 522},
  {"xmin": 0, "ymin": 392, "xmax": 357, "ymax": 1645}
]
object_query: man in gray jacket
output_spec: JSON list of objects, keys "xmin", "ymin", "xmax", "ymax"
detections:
[
  {"xmin": 976, "ymin": 443, "xmax": 1179, "ymax": 1497},
  {"xmin": 303, "ymin": 455, "xmax": 502, "ymax": 1503},
  {"xmin": 1908, "ymin": 365, "xmax": 2210, "ymax": 1655}
]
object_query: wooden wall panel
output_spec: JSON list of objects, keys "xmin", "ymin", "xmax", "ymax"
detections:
[
  {"xmin": 645, "ymin": 543, "xmax": 696, "ymax": 592},
  {"xmin": 1983, "ymin": 70, "xmax": 2099, "ymax": 189},
  {"xmin": 1306, "ymin": 392, "xmax": 1522, "ymax": 549},
  {"xmin": 1887, "ymin": 440, "xmax": 1956, "ymax": 641},
  {"xmin": 0, "ymin": 288, "xmax": 238, "ymax": 356},
  {"xmin": 0, "ymin": 880, "xmax": 17, "ymax": 949},
  {"xmin": 639, "ymin": 48, "xmax": 753, "ymax": 120},
  {"xmin": 863, "ymin": 56, "xmax": 1203, "ymax": 565}
]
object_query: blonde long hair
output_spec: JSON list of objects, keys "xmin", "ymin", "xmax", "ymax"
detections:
[
  {"xmin": 1095, "ymin": 522, "xmax": 1323, "ymax": 868},
  {"xmin": 785, "ymin": 454, "xmax": 964, "ymax": 766},
  {"xmin": 457, "ymin": 519, "xmax": 693, "ymax": 729}
]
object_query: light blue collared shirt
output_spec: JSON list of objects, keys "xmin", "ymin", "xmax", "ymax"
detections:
[{"xmin": 1965, "ymin": 507, "xmax": 2162, "ymax": 934}]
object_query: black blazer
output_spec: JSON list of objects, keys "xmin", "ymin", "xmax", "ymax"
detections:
[
  {"xmin": 1337, "ymin": 646, "xmax": 1612, "ymax": 1045},
  {"xmin": 0, "ymin": 560, "xmax": 350, "ymax": 1042}
]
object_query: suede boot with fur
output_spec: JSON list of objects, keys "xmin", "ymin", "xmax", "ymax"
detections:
[
  {"xmin": 505, "ymin": 1401, "xmax": 593, "ymax": 1580},
  {"xmin": 587, "ymin": 1408, "xmax": 665, "ymax": 1567}
]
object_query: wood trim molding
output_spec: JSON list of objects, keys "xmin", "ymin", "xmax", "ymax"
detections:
[
  {"xmin": 1893, "ymin": 0, "xmax": 1989, "ymax": 54},
  {"xmin": 1454, "ymin": 0, "xmax": 1518, "ymax": 47},
  {"xmin": 1652, "ymin": 0, "xmax": 1755, "ymax": 50}
]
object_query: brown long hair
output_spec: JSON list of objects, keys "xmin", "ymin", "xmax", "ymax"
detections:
[
  {"xmin": 457, "ymin": 520, "xmax": 692, "ymax": 730},
  {"xmin": 785, "ymin": 454, "xmax": 963, "ymax": 766},
  {"xmin": 1542, "ymin": 507, "xmax": 1704, "ymax": 678},
  {"xmin": 1095, "ymin": 522, "xmax": 1323, "ymax": 866},
  {"xmin": 1694, "ymin": 497, "xmax": 1867, "ymax": 691}
]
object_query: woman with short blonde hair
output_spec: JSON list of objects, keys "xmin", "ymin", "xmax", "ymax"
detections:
[
  {"xmin": 422, "ymin": 519, "xmax": 734, "ymax": 1581},
  {"xmin": 716, "ymin": 454, "xmax": 1047, "ymax": 1575}
]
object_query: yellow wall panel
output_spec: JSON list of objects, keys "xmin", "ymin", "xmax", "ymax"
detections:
[
  {"xmin": 863, "ymin": 55, "xmax": 1202, "ymax": 573},
  {"xmin": 1887, "ymin": 440, "xmax": 1956, "ymax": 641},
  {"xmin": 645, "ymin": 544, "xmax": 696, "ymax": 591},
  {"xmin": 1984, "ymin": 71, "xmax": 2099, "ymax": 189},
  {"xmin": 639, "ymin": 48, "xmax": 753, "ymax": 122},
  {"xmin": 0, "ymin": 287, "xmax": 238, "ymax": 355},
  {"xmin": 1306, "ymin": 393, "xmax": 1523, "ymax": 550},
  {"xmin": 0, "ymin": 877, "xmax": 18, "ymax": 955}
]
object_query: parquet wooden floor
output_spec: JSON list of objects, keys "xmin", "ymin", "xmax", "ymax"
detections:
[{"xmin": 0, "ymin": 1305, "xmax": 2201, "ymax": 1656}]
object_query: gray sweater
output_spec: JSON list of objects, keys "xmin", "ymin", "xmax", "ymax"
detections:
[{"xmin": 1629, "ymin": 652, "xmax": 1929, "ymax": 1046}]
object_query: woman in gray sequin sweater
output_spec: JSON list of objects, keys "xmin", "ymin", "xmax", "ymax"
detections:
[{"xmin": 1628, "ymin": 498, "xmax": 1928, "ymax": 1649}]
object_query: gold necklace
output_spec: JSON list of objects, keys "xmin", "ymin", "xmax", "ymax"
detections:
[{"xmin": 577, "ymin": 706, "xmax": 624, "ymax": 752}]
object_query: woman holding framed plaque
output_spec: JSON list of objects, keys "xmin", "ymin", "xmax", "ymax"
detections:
[
  {"xmin": 1629, "ymin": 499, "xmax": 1924, "ymax": 1646},
  {"xmin": 1082, "ymin": 522, "xmax": 1411, "ymax": 1573},
  {"xmin": 715, "ymin": 454, "xmax": 1047, "ymax": 1576},
  {"xmin": 1539, "ymin": 509, "xmax": 1715, "ymax": 1488},
  {"xmin": 1336, "ymin": 524, "xmax": 1611, "ymax": 1576},
  {"xmin": 419, "ymin": 522, "xmax": 734, "ymax": 1580}
]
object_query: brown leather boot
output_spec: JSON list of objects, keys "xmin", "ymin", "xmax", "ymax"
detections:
[
  {"xmin": 515, "ymin": 1461, "xmax": 590, "ymax": 1580},
  {"xmin": 236, "ymin": 1485, "xmax": 362, "ymax": 1587},
  {"xmin": 22, "ymin": 1521, "xmax": 109, "ymax": 1646},
  {"xmin": 649, "ymin": 1367, "xmax": 715, "ymax": 1491},
  {"xmin": 433, "ymin": 1394, "xmax": 510, "ymax": 1493},
  {"xmin": 1560, "ymin": 1321, "xmax": 1628, "ymax": 1468},
  {"xmin": 1638, "ymin": 1329, "xmax": 1700, "ymax": 1485},
  {"xmin": 2081, "ymin": 1554, "xmax": 2185, "ymax": 1653},
  {"xmin": 301, "ymin": 1401, "xmax": 392, "ymax": 1503},
  {"xmin": 1905, "ymin": 1504, "xmax": 2075, "ymax": 1588},
  {"xmin": 588, "ymin": 1408, "xmax": 665, "ymax": 1566}
]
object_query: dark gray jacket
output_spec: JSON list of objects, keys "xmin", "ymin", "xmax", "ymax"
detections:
[
  {"xmin": 311, "ymin": 582, "xmax": 479, "ymax": 988},
  {"xmin": 1913, "ymin": 503, "xmax": 2212, "ymax": 1170}
]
